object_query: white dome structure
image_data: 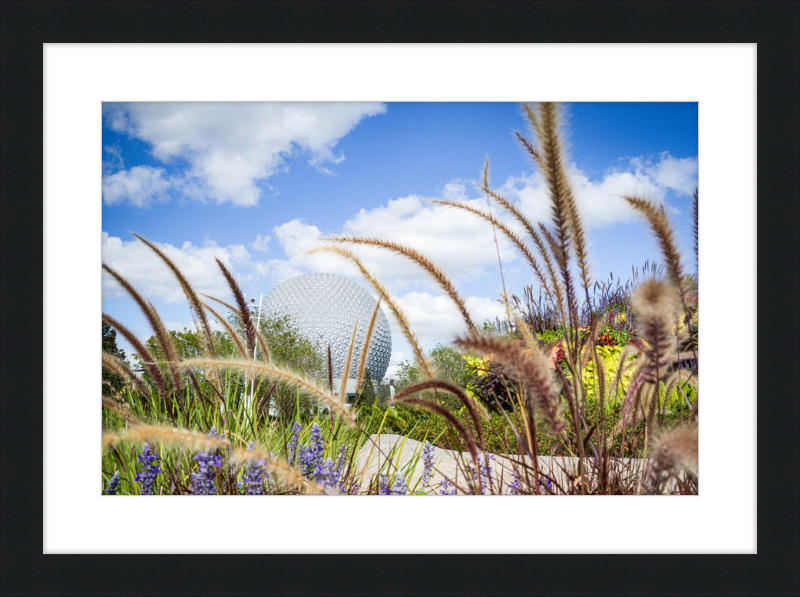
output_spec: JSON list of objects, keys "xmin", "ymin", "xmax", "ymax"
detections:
[{"xmin": 261, "ymin": 274, "xmax": 392, "ymax": 383}]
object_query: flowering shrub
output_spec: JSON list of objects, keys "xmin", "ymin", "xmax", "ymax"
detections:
[{"xmin": 580, "ymin": 345, "xmax": 637, "ymax": 406}]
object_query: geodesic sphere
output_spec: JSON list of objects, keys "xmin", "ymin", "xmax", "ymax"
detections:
[{"xmin": 261, "ymin": 273, "xmax": 392, "ymax": 382}]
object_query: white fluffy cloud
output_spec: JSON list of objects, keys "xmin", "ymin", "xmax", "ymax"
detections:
[
  {"xmin": 102, "ymin": 166, "xmax": 172, "ymax": 208},
  {"xmin": 250, "ymin": 234, "xmax": 271, "ymax": 253},
  {"xmin": 165, "ymin": 320, "xmax": 224, "ymax": 334},
  {"xmin": 499, "ymin": 152, "xmax": 696, "ymax": 229},
  {"xmin": 268, "ymin": 151, "xmax": 696, "ymax": 295},
  {"xmin": 102, "ymin": 232, "xmax": 253, "ymax": 303},
  {"xmin": 392, "ymin": 292, "xmax": 507, "ymax": 347},
  {"xmin": 103, "ymin": 102, "xmax": 386, "ymax": 207},
  {"xmin": 644, "ymin": 152, "xmax": 698, "ymax": 196},
  {"xmin": 271, "ymin": 194, "xmax": 520, "ymax": 290}
]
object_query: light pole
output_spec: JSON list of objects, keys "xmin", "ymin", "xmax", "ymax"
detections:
[{"xmin": 246, "ymin": 294, "xmax": 264, "ymax": 408}]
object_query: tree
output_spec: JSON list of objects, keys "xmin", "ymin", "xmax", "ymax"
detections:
[
  {"xmin": 391, "ymin": 344, "xmax": 474, "ymax": 411},
  {"xmin": 429, "ymin": 343, "xmax": 472, "ymax": 388},
  {"xmin": 102, "ymin": 323, "xmax": 127, "ymax": 395},
  {"xmin": 257, "ymin": 314, "xmax": 326, "ymax": 418},
  {"xmin": 257, "ymin": 314, "xmax": 323, "ymax": 375},
  {"xmin": 394, "ymin": 343, "xmax": 472, "ymax": 391},
  {"xmin": 393, "ymin": 359, "xmax": 420, "ymax": 391},
  {"xmin": 356, "ymin": 368, "xmax": 376, "ymax": 407}
]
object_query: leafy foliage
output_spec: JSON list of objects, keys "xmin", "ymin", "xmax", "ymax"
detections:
[{"xmin": 102, "ymin": 323, "xmax": 127, "ymax": 395}]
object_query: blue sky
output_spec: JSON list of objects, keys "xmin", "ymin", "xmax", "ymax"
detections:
[{"xmin": 102, "ymin": 102, "xmax": 698, "ymax": 378}]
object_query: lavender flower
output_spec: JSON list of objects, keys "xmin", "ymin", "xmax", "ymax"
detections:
[
  {"xmin": 315, "ymin": 445, "xmax": 349, "ymax": 494},
  {"xmin": 299, "ymin": 423, "xmax": 325, "ymax": 481},
  {"xmin": 378, "ymin": 474, "xmax": 390, "ymax": 495},
  {"xmin": 134, "ymin": 443, "xmax": 161, "ymax": 495},
  {"xmin": 437, "ymin": 477, "xmax": 456, "ymax": 496},
  {"xmin": 480, "ymin": 453, "xmax": 495, "ymax": 494},
  {"xmin": 317, "ymin": 457, "xmax": 338, "ymax": 493},
  {"xmin": 421, "ymin": 441, "xmax": 435, "ymax": 488},
  {"xmin": 507, "ymin": 471, "xmax": 522, "ymax": 495},
  {"xmin": 390, "ymin": 473, "xmax": 408, "ymax": 495},
  {"xmin": 105, "ymin": 470, "xmax": 121, "ymax": 495},
  {"xmin": 334, "ymin": 444, "xmax": 347, "ymax": 482},
  {"xmin": 468, "ymin": 453, "xmax": 495, "ymax": 494},
  {"xmin": 239, "ymin": 442, "xmax": 268, "ymax": 495},
  {"xmin": 287, "ymin": 422, "xmax": 301, "ymax": 466},
  {"xmin": 539, "ymin": 476, "xmax": 554, "ymax": 492},
  {"xmin": 190, "ymin": 428, "xmax": 224, "ymax": 495}
]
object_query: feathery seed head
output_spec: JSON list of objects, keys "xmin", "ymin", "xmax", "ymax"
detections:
[{"xmin": 632, "ymin": 279, "xmax": 680, "ymax": 323}]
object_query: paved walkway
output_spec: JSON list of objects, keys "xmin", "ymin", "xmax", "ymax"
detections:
[{"xmin": 355, "ymin": 434, "xmax": 650, "ymax": 494}]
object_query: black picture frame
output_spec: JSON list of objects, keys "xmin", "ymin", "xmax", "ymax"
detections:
[{"xmin": 2, "ymin": 1, "xmax": 798, "ymax": 595}]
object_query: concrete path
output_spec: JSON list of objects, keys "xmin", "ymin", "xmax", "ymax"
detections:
[{"xmin": 355, "ymin": 434, "xmax": 650, "ymax": 494}]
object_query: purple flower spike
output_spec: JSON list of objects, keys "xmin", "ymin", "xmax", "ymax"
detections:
[
  {"xmin": 190, "ymin": 428, "xmax": 224, "ymax": 495},
  {"xmin": 299, "ymin": 423, "xmax": 325, "ymax": 481},
  {"xmin": 507, "ymin": 471, "xmax": 522, "ymax": 495},
  {"xmin": 239, "ymin": 442, "xmax": 268, "ymax": 495},
  {"xmin": 105, "ymin": 470, "xmax": 121, "ymax": 495},
  {"xmin": 378, "ymin": 474, "xmax": 390, "ymax": 495},
  {"xmin": 287, "ymin": 422, "xmax": 301, "ymax": 466},
  {"xmin": 134, "ymin": 443, "xmax": 161, "ymax": 495},
  {"xmin": 421, "ymin": 441, "xmax": 435, "ymax": 488},
  {"xmin": 390, "ymin": 473, "xmax": 408, "ymax": 495},
  {"xmin": 437, "ymin": 477, "xmax": 456, "ymax": 496}
]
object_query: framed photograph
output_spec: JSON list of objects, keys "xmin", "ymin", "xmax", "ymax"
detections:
[{"xmin": 2, "ymin": 1, "xmax": 797, "ymax": 595}]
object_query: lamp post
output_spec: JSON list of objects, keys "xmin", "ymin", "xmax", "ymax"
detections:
[{"xmin": 246, "ymin": 294, "xmax": 263, "ymax": 408}]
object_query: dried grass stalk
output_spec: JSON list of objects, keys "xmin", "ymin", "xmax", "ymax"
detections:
[
  {"xmin": 101, "ymin": 396, "xmax": 139, "ymax": 424},
  {"xmin": 201, "ymin": 293, "xmax": 239, "ymax": 316},
  {"xmin": 391, "ymin": 395, "xmax": 480, "ymax": 482},
  {"xmin": 340, "ymin": 320, "xmax": 359, "ymax": 404},
  {"xmin": 624, "ymin": 196, "xmax": 687, "ymax": 311},
  {"xmin": 355, "ymin": 300, "xmax": 382, "ymax": 394},
  {"xmin": 430, "ymin": 199, "xmax": 546, "ymax": 291},
  {"xmin": 179, "ymin": 358, "xmax": 356, "ymax": 425},
  {"xmin": 514, "ymin": 130, "xmax": 543, "ymax": 168},
  {"xmin": 631, "ymin": 279, "xmax": 680, "ymax": 383},
  {"xmin": 102, "ymin": 264, "xmax": 182, "ymax": 389},
  {"xmin": 102, "ymin": 313, "xmax": 169, "ymax": 395},
  {"xmin": 692, "ymin": 189, "xmax": 699, "ymax": 270},
  {"xmin": 102, "ymin": 425, "xmax": 322, "ymax": 493},
  {"xmin": 535, "ymin": 102, "xmax": 592, "ymax": 295},
  {"xmin": 309, "ymin": 245, "xmax": 432, "ymax": 379},
  {"xmin": 330, "ymin": 236, "xmax": 476, "ymax": 334},
  {"xmin": 215, "ymin": 257, "xmax": 260, "ymax": 358},
  {"xmin": 394, "ymin": 379, "xmax": 487, "ymax": 451},
  {"xmin": 202, "ymin": 301, "xmax": 248, "ymax": 358},
  {"xmin": 132, "ymin": 234, "xmax": 217, "ymax": 359},
  {"xmin": 101, "ymin": 351, "xmax": 149, "ymax": 395},
  {"xmin": 456, "ymin": 334, "xmax": 565, "ymax": 433},
  {"xmin": 478, "ymin": 160, "xmax": 553, "ymax": 300},
  {"xmin": 647, "ymin": 424, "xmax": 698, "ymax": 492}
]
